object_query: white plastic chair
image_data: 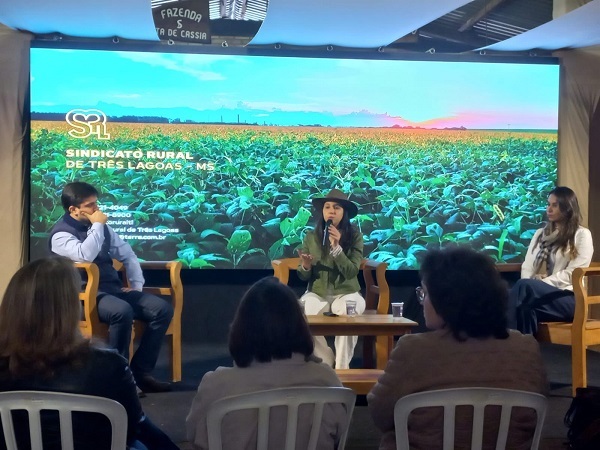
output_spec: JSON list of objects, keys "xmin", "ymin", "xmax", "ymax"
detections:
[
  {"xmin": 206, "ymin": 386, "xmax": 356, "ymax": 450},
  {"xmin": 394, "ymin": 387, "xmax": 547, "ymax": 450},
  {"xmin": 0, "ymin": 390, "xmax": 128, "ymax": 450}
]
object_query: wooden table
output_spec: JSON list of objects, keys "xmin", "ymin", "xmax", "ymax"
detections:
[{"xmin": 306, "ymin": 314, "xmax": 418, "ymax": 369}]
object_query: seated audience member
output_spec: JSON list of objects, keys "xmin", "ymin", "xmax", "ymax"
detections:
[
  {"xmin": 0, "ymin": 257, "xmax": 179, "ymax": 450},
  {"xmin": 367, "ymin": 247, "xmax": 548, "ymax": 450},
  {"xmin": 186, "ymin": 276, "xmax": 347, "ymax": 450},
  {"xmin": 49, "ymin": 181, "xmax": 173, "ymax": 393},
  {"xmin": 507, "ymin": 186, "xmax": 593, "ymax": 334}
]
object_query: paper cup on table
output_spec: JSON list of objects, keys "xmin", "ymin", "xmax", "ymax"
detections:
[
  {"xmin": 391, "ymin": 302, "xmax": 404, "ymax": 318},
  {"xmin": 299, "ymin": 298, "xmax": 306, "ymax": 314},
  {"xmin": 346, "ymin": 300, "xmax": 357, "ymax": 316}
]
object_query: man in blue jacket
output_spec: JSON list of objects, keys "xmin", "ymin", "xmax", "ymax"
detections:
[{"xmin": 50, "ymin": 181, "xmax": 173, "ymax": 393}]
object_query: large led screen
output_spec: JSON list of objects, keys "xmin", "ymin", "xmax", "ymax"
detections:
[{"xmin": 29, "ymin": 47, "xmax": 559, "ymax": 269}]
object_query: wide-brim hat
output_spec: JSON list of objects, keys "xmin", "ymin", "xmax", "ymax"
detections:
[{"xmin": 311, "ymin": 189, "xmax": 358, "ymax": 219}]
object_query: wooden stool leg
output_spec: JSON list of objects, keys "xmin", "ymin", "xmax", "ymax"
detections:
[
  {"xmin": 170, "ymin": 332, "xmax": 182, "ymax": 382},
  {"xmin": 363, "ymin": 336, "xmax": 375, "ymax": 368},
  {"xmin": 572, "ymin": 341, "xmax": 586, "ymax": 397},
  {"xmin": 375, "ymin": 336, "xmax": 392, "ymax": 369}
]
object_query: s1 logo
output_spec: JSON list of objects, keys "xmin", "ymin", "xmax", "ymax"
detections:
[{"xmin": 65, "ymin": 109, "xmax": 111, "ymax": 139}]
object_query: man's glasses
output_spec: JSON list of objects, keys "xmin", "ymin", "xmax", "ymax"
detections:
[{"xmin": 415, "ymin": 287, "xmax": 425, "ymax": 305}]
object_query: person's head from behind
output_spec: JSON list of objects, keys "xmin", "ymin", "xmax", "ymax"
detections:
[
  {"xmin": 0, "ymin": 257, "xmax": 86, "ymax": 376},
  {"xmin": 61, "ymin": 181, "xmax": 99, "ymax": 223},
  {"xmin": 229, "ymin": 277, "xmax": 314, "ymax": 367},
  {"xmin": 419, "ymin": 246, "xmax": 509, "ymax": 341}
]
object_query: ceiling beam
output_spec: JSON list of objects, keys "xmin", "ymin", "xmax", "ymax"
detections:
[
  {"xmin": 420, "ymin": 24, "xmax": 490, "ymax": 48},
  {"xmin": 220, "ymin": 0, "xmax": 248, "ymax": 20},
  {"xmin": 458, "ymin": 0, "xmax": 507, "ymax": 32}
]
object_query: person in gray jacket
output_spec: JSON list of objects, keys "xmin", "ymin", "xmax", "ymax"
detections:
[{"xmin": 186, "ymin": 277, "xmax": 347, "ymax": 450}]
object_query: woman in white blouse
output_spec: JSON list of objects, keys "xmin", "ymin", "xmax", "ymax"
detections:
[{"xmin": 507, "ymin": 186, "xmax": 594, "ymax": 334}]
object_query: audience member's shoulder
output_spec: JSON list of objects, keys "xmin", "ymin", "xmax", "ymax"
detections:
[
  {"xmin": 307, "ymin": 358, "xmax": 339, "ymax": 375},
  {"xmin": 88, "ymin": 346, "xmax": 129, "ymax": 368},
  {"xmin": 198, "ymin": 365, "xmax": 233, "ymax": 387},
  {"xmin": 507, "ymin": 329, "xmax": 541, "ymax": 346},
  {"xmin": 395, "ymin": 329, "xmax": 448, "ymax": 346}
]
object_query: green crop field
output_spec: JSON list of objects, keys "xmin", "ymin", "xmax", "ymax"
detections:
[{"xmin": 30, "ymin": 122, "xmax": 557, "ymax": 269}]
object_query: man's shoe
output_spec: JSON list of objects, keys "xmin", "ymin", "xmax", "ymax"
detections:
[{"xmin": 136, "ymin": 375, "xmax": 172, "ymax": 393}]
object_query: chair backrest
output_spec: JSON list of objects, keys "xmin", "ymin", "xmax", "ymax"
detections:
[
  {"xmin": 535, "ymin": 263, "xmax": 600, "ymax": 395},
  {"xmin": 206, "ymin": 386, "xmax": 356, "ymax": 450},
  {"xmin": 271, "ymin": 257, "xmax": 303, "ymax": 286},
  {"xmin": 271, "ymin": 257, "xmax": 390, "ymax": 314},
  {"xmin": 360, "ymin": 259, "xmax": 390, "ymax": 314},
  {"xmin": 394, "ymin": 387, "xmax": 547, "ymax": 450},
  {"xmin": 0, "ymin": 390, "xmax": 128, "ymax": 450},
  {"xmin": 572, "ymin": 263, "xmax": 600, "ymax": 333}
]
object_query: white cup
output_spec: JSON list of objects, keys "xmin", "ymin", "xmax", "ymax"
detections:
[
  {"xmin": 299, "ymin": 298, "xmax": 306, "ymax": 314},
  {"xmin": 346, "ymin": 300, "xmax": 357, "ymax": 316},
  {"xmin": 391, "ymin": 302, "xmax": 404, "ymax": 318}
]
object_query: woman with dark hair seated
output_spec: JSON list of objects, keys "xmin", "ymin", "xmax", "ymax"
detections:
[
  {"xmin": 0, "ymin": 257, "xmax": 178, "ymax": 450},
  {"xmin": 367, "ymin": 247, "xmax": 548, "ymax": 450},
  {"xmin": 185, "ymin": 276, "xmax": 346, "ymax": 450}
]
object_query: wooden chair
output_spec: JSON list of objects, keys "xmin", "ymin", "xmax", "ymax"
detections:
[
  {"xmin": 333, "ymin": 368, "xmax": 384, "ymax": 395},
  {"xmin": 75, "ymin": 260, "xmax": 183, "ymax": 382},
  {"xmin": 272, "ymin": 257, "xmax": 391, "ymax": 366},
  {"xmin": 536, "ymin": 263, "xmax": 600, "ymax": 396}
]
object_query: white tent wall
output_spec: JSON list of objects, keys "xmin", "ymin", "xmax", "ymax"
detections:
[
  {"xmin": 557, "ymin": 46, "xmax": 600, "ymax": 260},
  {"xmin": 0, "ymin": 25, "xmax": 30, "ymax": 297}
]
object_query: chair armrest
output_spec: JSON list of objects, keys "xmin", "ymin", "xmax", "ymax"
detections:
[
  {"xmin": 74, "ymin": 262, "xmax": 101, "ymax": 331},
  {"xmin": 138, "ymin": 261, "xmax": 178, "ymax": 270},
  {"xmin": 571, "ymin": 266, "xmax": 600, "ymax": 345},
  {"xmin": 140, "ymin": 261, "xmax": 184, "ymax": 316}
]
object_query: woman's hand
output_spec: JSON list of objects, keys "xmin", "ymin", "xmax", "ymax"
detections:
[
  {"xmin": 328, "ymin": 225, "xmax": 341, "ymax": 248},
  {"xmin": 298, "ymin": 250, "xmax": 313, "ymax": 270}
]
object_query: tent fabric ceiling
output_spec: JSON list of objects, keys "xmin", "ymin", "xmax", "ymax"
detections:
[
  {"xmin": 0, "ymin": 0, "xmax": 159, "ymax": 41},
  {"xmin": 480, "ymin": 0, "xmax": 600, "ymax": 51},
  {"xmin": 247, "ymin": 0, "xmax": 475, "ymax": 48},
  {"xmin": 0, "ymin": 0, "xmax": 599, "ymax": 53}
]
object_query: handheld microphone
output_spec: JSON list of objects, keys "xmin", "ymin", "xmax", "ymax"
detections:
[{"xmin": 323, "ymin": 219, "xmax": 333, "ymax": 246}]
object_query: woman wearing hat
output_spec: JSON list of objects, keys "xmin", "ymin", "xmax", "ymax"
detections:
[{"xmin": 298, "ymin": 189, "xmax": 365, "ymax": 369}]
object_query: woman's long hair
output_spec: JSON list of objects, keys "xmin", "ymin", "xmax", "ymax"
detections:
[
  {"xmin": 228, "ymin": 277, "xmax": 314, "ymax": 367},
  {"xmin": 314, "ymin": 206, "xmax": 356, "ymax": 255},
  {"xmin": 542, "ymin": 186, "xmax": 582, "ymax": 258},
  {"xmin": 0, "ymin": 257, "xmax": 89, "ymax": 378}
]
